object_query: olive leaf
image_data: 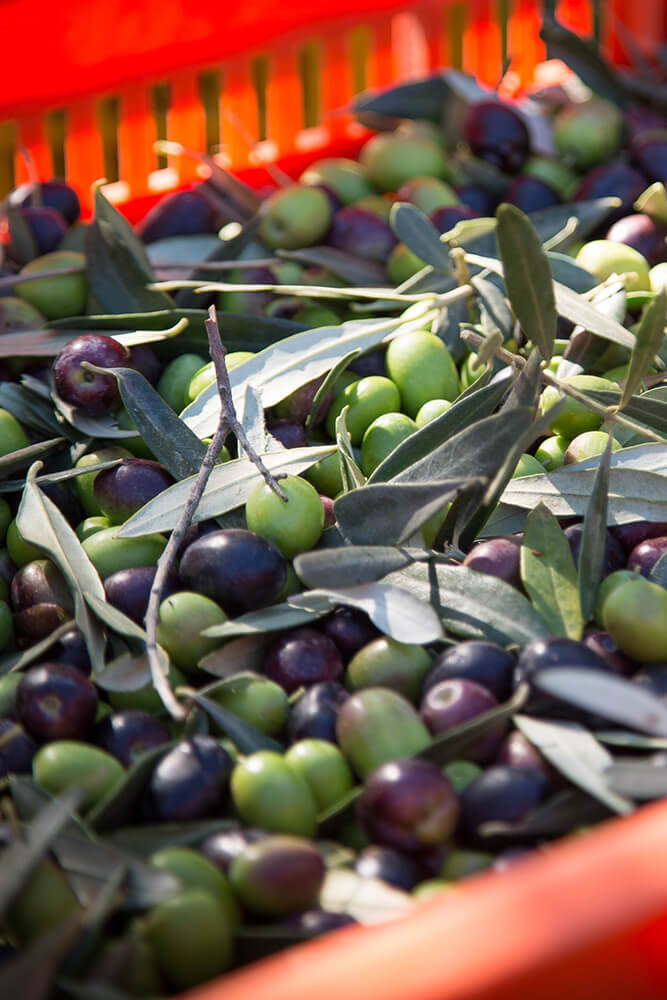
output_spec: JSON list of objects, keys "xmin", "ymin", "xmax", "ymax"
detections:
[
  {"xmin": 496, "ymin": 204, "xmax": 557, "ymax": 362},
  {"xmin": 305, "ymin": 349, "xmax": 361, "ymax": 430},
  {"xmin": 294, "ymin": 546, "xmax": 430, "ymax": 590},
  {"xmin": 649, "ymin": 550, "xmax": 667, "ymax": 588},
  {"xmin": 188, "ymin": 692, "xmax": 282, "ymax": 753},
  {"xmin": 383, "ymin": 561, "xmax": 550, "ymax": 646},
  {"xmin": 520, "ymin": 503, "xmax": 583, "ymax": 639},
  {"xmin": 604, "ymin": 762, "xmax": 667, "ymax": 802},
  {"xmin": 289, "ymin": 581, "xmax": 444, "ymax": 644},
  {"xmin": 577, "ymin": 435, "xmax": 613, "ymax": 623},
  {"xmin": 180, "ymin": 312, "xmax": 424, "ymax": 439},
  {"xmin": 0, "ymin": 438, "xmax": 65, "ymax": 480},
  {"xmin": 87, "ymin": 743, "xmax": 176, "ymax": 833},
  {"xmin": 534, "ymin": 668, "xmax": 667, "ymax": 737},
  {"xmin": 0, "ymin": 620, "xmax": 75, "ymax": 678},
  {"xmin": 16, "ymin": 465, "xmax": 107, "ymax": 673},
  {"xmin": 0, "ymin": 329, "xmax": 82, "ymax": 358},
  {"xmin": 335, "ymin": 408, "xmax": 365, "ymax": 493},
  {"xmin": 368, "ymin": 376, "xmax": 511, "ymax": 484},
  {"xmin": 352, "ymin": 72, "xmax": 452, "ymax": 123},
  {"xmin": 620, "ymin": 290, "xmax": 666, "ymax": 408},
  {"xmin": 478, "ymin": 788, "xmax": 612, "ymax": 842},
  {"xmin": 514, "ymin": 715, "xmax": 633, "ymax": 816},
  {"xmin": 83, "ymin": 364, "xmax": 206, "ymax": 479},
  {"xmin": 0, "ymin": 913, "xmax": 85, "ymax": 1000},
  {"xmin": 83, "ymin": 593, "xmax": 147, "ymax": 646},
  {"xmin": 539, "ymin": 14, "xmax": 629, "ymax": 108},
  {"xmin": 277, "ymin": 246, "xmax": 387, "ymax": 287},
  {"xmin": 202, "ymin": 596, "xmax": 332, "ymax": 640},
  {"xmin": 390, "ymin": 202, "xmax": 451, "ymax": 273},
  {"xmin": 6, "ymin": 204, "xmax": 38, "ymax": 264},
  {"xmin": 472, "ymin": 275, "xmax": 514, "ymax": 342},
  {"xmin": 334, "ymin": 479, "xmax": 475, "ymax": 546},
  {"xmin": 418, "ymin": 686, "xmax": 527, "ymax": 767},
  {"xmin": 116, "ymin": 444, "xmax": 336, "ymax": 538},
  {"xmin": 106, "ymin": 819, "xmax": 238, "ymax": 858},
  {"xmin": 0, "ymin": 382, "xmax": 70, "ymax": 438}
]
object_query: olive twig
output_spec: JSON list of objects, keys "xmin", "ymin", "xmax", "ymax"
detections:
[
  {"xmin": 144, "ymin": 305, "xmax": 288, "ymax": 720},
  {"xmin": 461, "ymin": 328, "xmax": 667, "ymax": 445}
]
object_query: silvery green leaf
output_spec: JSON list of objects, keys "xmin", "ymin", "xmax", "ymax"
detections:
[
  {"xmin": 390, "ymin": 202, "xmax": 451, "ymax": 273},
  {"xmin": 181, "ymin": 313, "xmax": 422, "ymax": 439},
  {"xmin": 202, "ymin": 597, "xmax": 332, "ymax": 640},
  {"xmin": 238, "ymin": 383, "xmax": 266, "ymax": 458},
  {"xmin": 319, "ymin": 869, "xmax": 413, "ymax": 925},
  {"xmin": 0, "ymin": 438, "xmax": 64, "ymax": 480},
  {"xmin": 94, "ymin": 653, "xmax": 151, "ymax": 693},
  {"xmin": 51, "ymin": 390, "xmax": 137, "ymax": 439},
  {"xmin": 529, "ymin": 199, "xmax": 623, "ymax": 246},
  {"xmin": 0, "ymin": 458, "xmax": 123, "ymax": 496},
  {"xmin": 534, "ymin": 668, "xmax": 667, "ymax": 737},
  {"xmin": 620, "ymin": 290, "xmax": 666, "ymax": 408},
  {"xmin": 335, "ymin": 408, "xmax": 365, "ymax": 492},
  {"xmin": 17, "ymin": 466, "xmax": 106, "ymax": 673},
  {"xmin": 86, "ymin": 364, "xmax": 206, "ymax": 478},
  {"xmin": 472, "ymin": 275, "xmax": 514, "ymax": 341},
  {"xmin": 0, "ymin": 621, "xmax": 74, "ymax": 678},
  {"xmin": 578, "ymin": 436, "xmax": 613, "ymax": 623},
  {"xmin": 650, "ymin": 550, "xmax": 667, "ymax": 588},
  {"xmin": 335, "ymin": 479, "xmax": 473, "ymax": 546},
  {"xmin": 635, "ymin": 182, "xmax": 667, "ymax": 228},
  {"xmin": 597, "ymin": 731, "xmax": 667, "ymax": 751},
  {"xmin": 306, "ymin": 349, "xmax": 361, "ymax": 430},
  {"xmin": 383, "ymin": 562, "xmax": 550, "ymax": 646},
  {"xmin": 514, "ymin": 715, "xmax": 633, "ymax": 815},
  {"xmin": 198, "ymin": 634, "xmax": 274, "ymax": 679},
  {"xmin": 294, "ymin": 546, "xmax": 430, "ymax": 590},
  {"xmin": 604, "ymin": 762, "xmax": 667, "ymax": 802},
  {"xmin": 189, "ymin": 693, "xmax": 282, "ymax": 753},
  {"xmin": 369, "ymin": 376, "xmax": 511, "ymax": 483},
  {"xmin": 520, "ymin": 503, "xmax": 583, "ymax": 639},
  {"xmin": 0, "ymin": 382, "xmax": 68, "ymax": 438},
  {"xmin": 277, "ymin": 246, "xmax": 387, "ymax": 286},
  {"xmin": 84, "ymin": 592, "xmax": 146, "ymax": 644},
  {"xmin": 465, "ymin": 251, "xmax": 636, "ymax": 350},
  {"xmin": 546, "ymin": 251, "xmax": 598, "ymax": 293},
  {"xmin": 116, "ymin": 444, "xmax": 336, "ymax": 538},
  {"xmin": 146, "ymin": 234, "xmax": 222, "ymax": 276},
  {"xmin": 496, "ymin": 204, "xmax": 557, "ymax": 361},
  {"xmin": 291, "ymin": 582, "xmax": 444, "ymax": 644}
]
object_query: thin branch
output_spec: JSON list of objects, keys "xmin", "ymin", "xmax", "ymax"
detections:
[{"xmin": 461, "ymin": 328, "xmax": 667, "ymax": 445}]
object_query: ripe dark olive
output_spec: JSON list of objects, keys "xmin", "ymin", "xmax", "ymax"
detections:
[
  {"xmin": 606, "ymin": 214, "xmax": 666, "ymax": 267},
  {"xmin": 128, "ymin": 344, "xmax": 162, "ymax": 386},
  {"xmin": 423, "ymin": 640, "xmax": 515, "ymax": 703},
  {"xmin": 326, "ymin": 207, "xmax": 396, "ymax": 263},
  {"xmin": 575, "ymin": 163, "xmax": 648, "ymax": 223},
  {"xmin": 627, "ymin": 537, "xmax": 667, "ymax": 577},
  {"xmin": 200, "ymin": 827, "xmax": 268, "ymax": 874},
  {"xmin": 15, "ymin": 662, "xmax": 99, "ymax": 742},
  {"xmin": 0, "ymin": 718, "xmax": 37, "ymax": 776},
  {"xmin": 430, "ymin": 204, "xmax": 480, "ymax": 234},
  {"xmin": 266, "ymin": 419, "xmax": 309, "ymax": 449},
  {"xmin": 632, "ymin": 133, "xmax": 667, "ymax": 184},
  {"xmin": 610, "ymin": 520, "xmax": 667, "ymax": 555},
  {"xmin": 13, "ymin": 603, "xmax": 69, "ymax": 649},
  {"xmin": 420, "ymin": 679, "xmax": 499, "ymax": 754},
  {"xmin": 494, "ymin": 730, "xmax": 553, "ymax": 784},
  {"xmin": 514, "ymin": 636, "xmax": 611, "ymax": 687},
  {"xmin": 504, "ymin": 176, "xmax": 561, "ymax": 213},
  {"xmin": 348, "ymin": 349, "xmax": 387, "ymax": 379},
  {"xmin": 10, "ymin": 559, "xmax": 73, "ymax": 614},
  {"xmin": 354, "ymin": 845, "xmax": 424, "ymax": 891},
  {"xmin": 564, "ymin": 523, "xmax": 626, "ymax": 578},
  {"xmin": 92, "ymin": 709, "xmax": 171, "ymax": 767},
  {"xmin": 455, "ymin": 184, "xmax": 498, "ymax": 215},
  {"xmin": 264, "ymin": 626, "xmax": 344, "ymax": 694},
  {"xmin": 12, "ymin": 179, "xmax": 81, "ymax": 226},
  {"xmin": 462, "ymin": 101, "xmax": 530, "ymax": 173},
  {"xmin": 582, "ymin": 630, "xmax": 637, "ymax": 674},
  {"xmin": 104, "ymin": 566, "xmax": 180, "ymax": 625},
  {"xmin": 93, "ymin": 459, "xmax": 175, "ymax": 525},
  {"xmin": 40, "ymin": 480, "xmax": 83, "ymax": 528},
  {"xmin": 462, "ymin": 536, "xmax": 522, "ymax": 589},
  {"xmin": 147, "ymin": 736, "xmax": 234, "ymax": 821},
  {"xmin": 229, "ymin": 835, "xmax": 326, "ymax": 918},
  {"xmin": 357, "ymin": 758, "xmax": 459, "ymax": 853},
  {"xmin": 286, "ymin": 681, "xmax": 350, "ymax": 744},
  {"xmin": 319, "ymin": 606, "xmax": 381, "ymax": 663},
  {"xmin": 53, "ymin": 335, "xmax": 131, "ymax": 415},
  {"xmin": 137, "ymin": 187, "xmax": 227, "ymax": 244},
  {"xmin": 179, "ymin": 529, "xmax": 287, "ymax": 616},
  {"xmin": 50, "ymin": 628, "xmax": 92, "ymax": 675},
  {"xmin": 12, "ymin": 207, "xmax": 68, "ymax": 261},
  {"xmin": 458, "ymin": 765, "xmax": 548, "ymax": 844}
]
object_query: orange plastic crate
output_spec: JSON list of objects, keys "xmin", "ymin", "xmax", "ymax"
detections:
[
  {"xmin": 3, "ymin": 2, "xmax": 667, "ymax": 998},
  {"xmin": 2, "ymin": 0, "xmax": 664, "ymax": 218}
]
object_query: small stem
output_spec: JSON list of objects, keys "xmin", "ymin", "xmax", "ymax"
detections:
[
  {"xmin": 433, "ymin": 283, "xmax": 475, "ymax": 308},
  {"xmin": 205, "ymin": 305, "xmax": 287, "ymax": 501},
  {"xmin": 461, "ymin": 328, "xmax": 667, "ymax": 445},
  {"xmin": 0, "ymin": 265, "xmax": 85, "ymax": 290},
  {"xmin": 155, "ymin": 257, "xmax": 281, "ymax": 272}
]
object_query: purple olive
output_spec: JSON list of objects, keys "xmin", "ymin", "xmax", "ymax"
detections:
[
  {"xmin": 462, "ymin": 101, "xmax": 530, "ymax": 173},
  {"xmin": 327, "ymin": 207, "xmax": 397, "ymax": 263},
  {"xmin": 286, "ymin": 681, "xmax": 350, "ymax": 744},
  {"xmin": 266, "ymin": 419, "xmax": 309, "ymax": 449},
  {"xmin": 458, "ymin": 765, "xmax": 548, "ymax": 844},
  {"xmin": 10, "ymin": 559, "xmax": 73, "ymax": 614},
  {"xmin": 430, "ymin": 204, "xmax": 480, "ymax": 234},
  {"xmin": 53, "ymin": 335, "xmax": 131, "ymax": 415},
  {"xmin": 462, "ymin": 536, "xmax": 522, "ymax": 589},
  {"xmin": 575, "ymin": 163, "xmax": 648, "ymax": 223},
  {"xmin": 13, "ymin": 604, "xmax": 70, "ymax": 649},
  {"xmin": 147, "ymin": 737, "xmax": 234, "ymax": 821},
  {"xmin": 606, "ymin": 214, "xmax": 666, "ymax": 267},
  {"xmin": 0, "ymin": 718, "xmax": 37, "ymax": 776},
  {"xmin": 627, "ymin": 537, "xmax": 667, "ymax": 578},
  {"xmin": 610, "ymin": 521, "xmax": 667, "ymax": 555},
  {"xmin": 504, "ymin": 176, "xmax": 561, "ymax": 213},
  {"xmin": 357, "ymin": 758, "xmax": 459, "ymax": 854},
  {"xmin": 494, "ymin": 730, "xmax": 552, "ymax": 784},
  {"xmin": 423, "ymin": 641, "xmax": 515, "ymax": 703},
  {"xmin": 15, "ymin": 662, "xmax": 99, "ymax": 742},
  {"xmin": 200, "ymin": 827, "xmax": 268, "ymax": 874},
  {"xmin": 582, "ymin": 630, "xmax": 638, "ymax": 675},
  {"xmin": 420, "ymin": 679, "xmax": 498, "ymax": 736},
  {"xmin": 104, "ymin": 566, "xmax": 179, "ymax": 625},
  {"xmin": 319, "ymin": 606, "xmax": 381, "ymax": 663},
  {"xmin": 92, "ymin": 709, "xmax": 171, "ymax": 767},
  {"xmin": 264, "ymin": 627, "xmax": 344, "ymax": 694},
  {"xmin": 354, "ymin": 845, "xmax": 424, "ymax": 891},
  {"xmin": 93, "ymin": 459, "xmax": 175, "ymax": 525},
  {"xmin": 564, "ymin": 523, "xmax": 626, "ymax": 578}
]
